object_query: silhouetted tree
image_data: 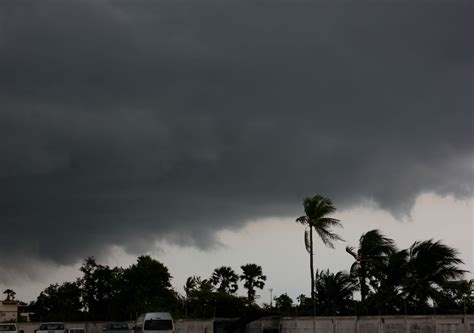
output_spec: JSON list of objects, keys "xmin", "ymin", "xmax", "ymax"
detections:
[
  {"xmin": 296, "ymin": 294, "xmax": 308, "ymax": 310},
  {"xmin": 121, "ymin": 255, "xmax": 178, "ymax": 316},
  {"xmin": 79, "ymin": 257, "xmax": 124, "ymax": 320},
  {"xmin": 436, "ymin": 279, "xmax": 474, "ymax": 314},
  {"xmin": 184, "ymin": 276, "xmax": 199, "ymax": 298},
  {"xmin": 403, "ymin": 239, "xmax": 466, "ymax": 313},
  {"xmin": 346, "ymin": 229, "xmax": 396, "ymax": 305},
  {"xmin": 29, "ymin": 282, "xmax": 82, "ymax": 321},
  {"xmin": 3, "ymin": 289, "xmax": 15, "ymax": 301},
  {"xmin": 274, "ymin": 293, "xmax": 293, "ymax": 315},
  {"xmin": 183, "ymin": 276, "xmax": 215, "ymax": 317},
  {"xmin": 368, "ymin": 249, "xmax": 409, "ymax": 314},
  {"xmin": 296, "ymin": 195, "xmax": 342, "ymax": 302},
  {"xmin": 211, "ymin": 266, "xmax": 239, "ymax": 294},
  {"xmin": 240, "ymin": 264, "xmax": 266, "ymax": 304},
  {"xmin": 314, "ymin": 269, "xmax": 357, "ymax": 315}
]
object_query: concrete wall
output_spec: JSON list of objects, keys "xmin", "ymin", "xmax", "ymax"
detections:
[
  {"xmin": 247, "ymin": 316, "xmax": 474, "ymax": 333},
  {"xmin": 17, "ymin": 320, "xmax": 215, "ymax": 333},
  {"xmin": 15, "ymin": 316, "xmax": 474, "ymax": 333},
  {"xmin": 18, "ymin": 322, "xmax": 104, "ymax": 333},
  {"xmin": 175, "ymin": 319, "xmax": 214, "ymax": 333}
]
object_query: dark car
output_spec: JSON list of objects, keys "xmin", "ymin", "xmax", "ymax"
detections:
[{"xmin": 104, "ymin": 323, "xmax": 130, "ymax": 333}]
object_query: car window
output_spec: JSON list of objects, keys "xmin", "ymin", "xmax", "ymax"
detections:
[
  {"xmin": 0, "ymin": 325, "xmax": 16, "ymax": 331},
  {"xmin": 40, "ymin": 325, "xmax": 64, "ymax": 330},
  {"xmin": 106, "ymin": 323, "xmax": 128, "ymax": 330},
  {"xmin": 144, "ymin": 320, "xmax": 172, "ymax": 331}
]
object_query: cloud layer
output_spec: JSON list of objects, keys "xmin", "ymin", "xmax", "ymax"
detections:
[{"xmin": 1, "ymin": 0, "xmax": 472, "ymax": 279}]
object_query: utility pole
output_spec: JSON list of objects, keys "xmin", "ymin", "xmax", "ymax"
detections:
[{"xmin": 269, "ymin": 288, "xmax": 273, "ymax": 308}]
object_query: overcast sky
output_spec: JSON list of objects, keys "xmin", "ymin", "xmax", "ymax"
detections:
[{"xmin": 0, "ymin": 0, "xmax": 472, "ymax": 302}]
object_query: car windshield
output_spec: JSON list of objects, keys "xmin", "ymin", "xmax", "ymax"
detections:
[
  {"xmin": 106, "ymin": 324, "xmax": 128, "ymax": 331},
  {"xmin": 70, "ymin": 330, "xmax": 84, "ymax": 333},
  {"xmin": 144, "ymin": 320, "xmax": 172, "ymax": 331},
  {"xmin": 0, "ymin": 325, "xmax": 16, "ymax": 331},
  {"xmin": 40, "ymin": 325, "xmax": 64, "ymax": 330}
]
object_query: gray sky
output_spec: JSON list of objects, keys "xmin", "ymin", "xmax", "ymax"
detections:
[{"xmin": 0, "ymin": 0, "xmax": 472, "ymax": 301}]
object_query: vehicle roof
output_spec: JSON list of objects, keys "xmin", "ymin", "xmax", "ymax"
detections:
[
  {"xmin": 40, "ymin": 323, "xmax": 64, "ymax": 325},
  {"xmin": 144, "ymin": 312, "xmax": 173, "ymax": 320}
]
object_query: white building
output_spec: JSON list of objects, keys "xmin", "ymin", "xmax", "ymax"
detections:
[{"xmin": 0, "ymin": 300, "xmax": 18, "ymax": 322}]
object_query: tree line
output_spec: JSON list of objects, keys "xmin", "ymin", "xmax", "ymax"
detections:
[
  {"xmin": 26, "ymin": 258, "xmax": 269, "ymax": 321},
  {"xmin": 12, "ymin": 194, "xmax": 473, "ymax": 320}
]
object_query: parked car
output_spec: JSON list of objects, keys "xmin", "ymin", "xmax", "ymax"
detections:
[
  {"xmin": 134, "ymin": 313, "xmax": 174, "ymax": 333},
  {"xmin": 0, "ymin": 324, "xmax": 18, "ymax": 333},
  {"xmin": 69, "ymin": 328, "xmax": 85, "ymax": 333},
  {"xmin": 36, "ymin": 323, "xmax": 67, "ymax": 333},
  {"xmin": 104, "ymin": 323, "xmax": 129, "ymax": 333}
]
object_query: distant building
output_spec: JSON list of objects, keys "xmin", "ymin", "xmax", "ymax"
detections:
[
  {"xmin": 0, "ymin": 300, "xmax": 18, "ymax": 322},
  {"xmin": 0, "ymin": 299, "xmax": 30, "ymax": 323}
]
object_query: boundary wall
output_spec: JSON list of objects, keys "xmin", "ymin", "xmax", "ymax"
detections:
[
  {"xmin": 17, "ymin": 320, "xmax": 215, "ymax": 333},
  {"xmin": 247, "ymin": 315, "xmax": 474, "ymax": 333},
  {"xmin": 14, "ymin": 316, "xmax": 474, "ymax": 333}
]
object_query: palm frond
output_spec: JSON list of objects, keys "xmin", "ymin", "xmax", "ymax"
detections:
[
  {"xmin": 318, "ymin": 217, "xmax": 343, "ymax": 228},
  {"xmin": 296, "ymin": 215, "xmax": 308, "ymax": 225},
  {"xmin": 303, "ymin": 195, "xmax": 336, "ymax": 219},
  {"xmin": 345, "ymin": 246, "xmax": 358, "ymax": 259},
  {"xmin": 316, "ymin": 227, "xmax": 343, "ymax": 249}
]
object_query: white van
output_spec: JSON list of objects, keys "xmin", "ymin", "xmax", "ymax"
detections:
[{"xmin": 134, "ymin": 313, "xmax": 174, "ymax": 333}]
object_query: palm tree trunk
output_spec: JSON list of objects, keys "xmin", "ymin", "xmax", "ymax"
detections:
[{"xmin": 310, "ymin": 226, "xmax": 315, "ymax": 301}]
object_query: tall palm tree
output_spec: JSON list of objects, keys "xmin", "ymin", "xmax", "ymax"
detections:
[
  {"xmin": 210, "ymin": 266, "xmax": 239, "ymax": 294},
  {"xmin": 403, "ymin": 239, "xmax": 466, "ymax": 312},
  {"xmin": 296, "ymin": 195, "xmax": 343, "ymax": 301},
  {"xmin": 240, "ymin": 264, "xmax": 266, "ymax": 304},
  {"xmin": 314, "ymin": 270, "xmax": 357, "ymax": 315},
  {"xmin": 346, "ymin": 229, "xmax": 396, "ymax": 303}
]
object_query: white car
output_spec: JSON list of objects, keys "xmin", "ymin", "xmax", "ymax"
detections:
[
  {"xmin": 0, "ymin": 324, "xmax": 18, "ymax": 333},
  {"xmin": 36, "ymin": 323, "xmax": 67, "ymax": 333}
]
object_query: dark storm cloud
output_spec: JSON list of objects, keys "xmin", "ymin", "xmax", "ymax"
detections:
[{"xmin": 1, "ymin": 0, "xmax": 472, "ymax": 278}]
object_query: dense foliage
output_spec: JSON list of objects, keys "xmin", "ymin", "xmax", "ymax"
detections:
[
  {"xmin": 27, "ymin": 258, "xmax": 268, "ymax": 321},
  {"xmin": 270, "ymin": 232, "xmax": 472, "ymax": 317},
  {"xmin": 29, "ymin": 255, "xmax": 180, "ymax": 321}
]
